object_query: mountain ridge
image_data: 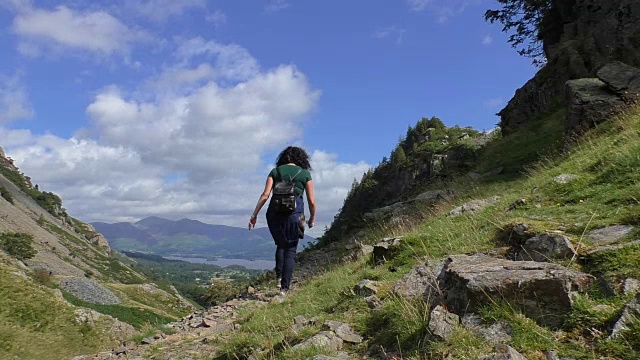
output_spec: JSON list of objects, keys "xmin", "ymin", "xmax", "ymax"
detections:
[{"xmin": 92, "ymin": 216, "xmax": 315, "ymax": 261}]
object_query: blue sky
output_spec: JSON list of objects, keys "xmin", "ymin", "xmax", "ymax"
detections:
[{"xmin": 0, "ymin": 0, "xmax": 536, "ymax": 236}]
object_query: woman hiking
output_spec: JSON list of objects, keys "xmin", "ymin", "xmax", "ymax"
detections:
[{"xmin": 248, "ymin": 146, "xmax": 316, "ymax": 294}]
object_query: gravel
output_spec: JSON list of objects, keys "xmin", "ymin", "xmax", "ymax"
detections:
[{"xmin": 59, "ymin": 277, "xmax": 121, "ymax": 305}]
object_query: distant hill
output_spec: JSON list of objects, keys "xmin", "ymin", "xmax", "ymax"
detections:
[{"xmin": 92, "ymin": 216, "xmax": 315, "ymax": 260}]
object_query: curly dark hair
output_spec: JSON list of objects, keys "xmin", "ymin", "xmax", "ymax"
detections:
[{"xmin": 276, "ymin": 146, "xmax": 312, "ymax": 170}]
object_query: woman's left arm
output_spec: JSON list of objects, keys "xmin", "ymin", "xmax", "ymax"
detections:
[{"xmin": 249, "ymin": 176, "xmax": 274, "ymax": 229}]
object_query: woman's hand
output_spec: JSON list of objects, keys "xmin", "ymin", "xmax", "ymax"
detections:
[
  {"xmin": 307, "ymin": 216, "xmax": 315, "ymax": 228},
  {"xmin": 248, "ymin": 215, "xmax": 257, "ymax": 230}
]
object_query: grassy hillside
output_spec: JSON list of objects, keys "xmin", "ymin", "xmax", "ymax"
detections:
[{"xmin": 208, "ymin": 105, "xmax": 640, "ymax": 360}]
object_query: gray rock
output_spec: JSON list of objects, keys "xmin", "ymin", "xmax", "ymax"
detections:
[
  {"xmin": 141, "ymin": 337, "xmax": 156, "ymax": 345},
  {"xmin": 553, "ymin": 174, "xmax": 579, "ymax": 185},
  {"xmin": 516, "ymin": 233, "xmax": 576, "ymax": 262},
  {"xmin": 450, "ymin": 196, "xmax": 500, "ymax": 217},
  {"xmin": 293, "ymin": 331, "xmax": 343, "ymax": 352},
  {"xmin": 566, "ymin": 78, "xmax": 624, "ymax": 132},
  {"xmin": 481, "ymin": 345, "xmax": 528, "ymax": 360},
  {"xmin": 308, "ymin": 352, "xmax": 350, "ymax": 360},
  {"xmin": 393, "ymin": 263, "xmax": 441, "ymax": 303},
  {"xmin": 596, "ymin": 61, "xmax": 640, "ymax": 101},
  {"xmin": 372, "ymin": 237, "xmax": 402, "ymax": 264},
  {"xmin": 585, "ymin": 240, "xmax": 640, "ymax": 256},
  {"xmin": 587, "ymin": 225, "xmax": 634, "ymax": 245},
  {"xmin": 413, "ymin": 190, "xmax": 449, "ymax": 202},
  {"xmin": 323, "ymin": 320, "xmax": 363, "ymax": 344},
  {"xmin": 623, "ymin": 278, "xmax": 640, "ymax": 296},
  {"xmin": 365, "ymin": 295, "xmax": 382, "ymax": 309},
  {"xmin": 349, "ymin": 243, "xmax": 373, "ymax": 261},
  {"xmin": 462, "ymin": 314, "xmax": 512, "ymax": 344},
  {"xmin": 60, "ymin": 277, "xmax": 121, "ymax": 305},
  {"xmin": 428, "ymin": 305, "xmax": 459, "ymax": 341},
  {"xmin": 439, "ymin": 255, "xmax": 593, "ymax": 327},
  {"xmin": 610, "ymin": 292, "xmax": 640, "ymax": 338},
  {"xmin": 354, "ymin": 279, "xmax": 378, "ymax": 297}
]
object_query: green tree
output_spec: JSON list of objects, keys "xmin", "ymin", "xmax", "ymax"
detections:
[
  {"xmin": 484, "ymin": 0, "xmax": 554, "ymax": 66},
  {"xmin": 390, "ymin": 146, "xmax": 407, "ymax": 166},
  {"xmin": 0, "ymin": 232, "xmax": 37, "ymax": 261}
]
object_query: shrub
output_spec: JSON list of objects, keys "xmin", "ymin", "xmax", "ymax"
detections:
[
  {"xmin": 32, "ymin": 268, "xmax": 52, "ymax": 287},
  {"xmin": 0, "ymin": 232, "xmax": 37, "ymax": 261},
  {"xmin": 0, "ymin": 186, "xmax": 14, "ymax": 204}
]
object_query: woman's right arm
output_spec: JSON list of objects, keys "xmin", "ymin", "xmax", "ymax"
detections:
[
  {"xmin": 248, "ymin": 176, "xmax": 274, "ymax": 229},
  {"xmin": 305, "ymin": 180, "xmax": 316, "ymax": 228}
]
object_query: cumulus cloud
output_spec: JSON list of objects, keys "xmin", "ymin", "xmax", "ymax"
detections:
[
  {"xmin": 2, "ymin": 36, "xmax": 369, "ymax": 237},
  {"xmin": 11, "ymin": 4, "xmax": 147, "ymax": 57},
  {"xmin": 126, "ymin": 0, "xmax": 205, "ymax": 21},
  {"xmin": 0, "ymin": 73, "xmax": 34, "ymax": 124}
]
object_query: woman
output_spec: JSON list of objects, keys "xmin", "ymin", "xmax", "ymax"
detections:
[{"xmin": 248, "ymin": 146, "xmax": 316, "ymax": 293}]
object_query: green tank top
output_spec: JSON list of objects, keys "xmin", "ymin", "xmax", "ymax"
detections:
[{"xmin": 269, "ymin": 165, "xmax": 312, "ymax": 197}]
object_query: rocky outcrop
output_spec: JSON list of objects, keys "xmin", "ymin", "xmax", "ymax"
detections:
[
  {"xmin": 586, "ymin": 225, "xmax": 634, "ymax": 245},
  {"xmin": 566, "ymin": 62, "xmax": 640, "ymax": 132},
  {"xmin": 514, "ymin": 233, "xmax": 577, "ymax": 262},
  {"xmin": 500, "ymin": 0, "xmax": 640, "ymax": 134},
  {"xmin": 449, "ymin": 196, "xmax": 500, "ymax": 217},
  {"xmin": 372, "ymin": 237, "xmax": 403, "ymax": 264},
  {"xmin": 438, "ymin": 255, "xmax": 593, "ymax": 327}
]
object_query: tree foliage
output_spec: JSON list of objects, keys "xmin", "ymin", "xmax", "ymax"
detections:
[
  {"xmin": 484, "ymin": 0, "xmax": 554, "ymax": 66},
  {"xmin": 0, "ymin": 232, "xmax": 37, "ymax": 261}
]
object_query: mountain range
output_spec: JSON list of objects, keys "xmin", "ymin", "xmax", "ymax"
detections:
[{"xmin": 91, "ymin": 216, "xmax": 315, "ymax": 261}]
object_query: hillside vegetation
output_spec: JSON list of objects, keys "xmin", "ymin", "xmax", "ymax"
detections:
[{"xmin": 197, "ymin": 103, "xmax": 640, "ymax": 360}]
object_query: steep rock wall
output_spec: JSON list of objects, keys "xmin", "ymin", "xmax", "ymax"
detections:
[{"xmin": 500, "ymin": 0, "xmax": 640, "ymax": 134}]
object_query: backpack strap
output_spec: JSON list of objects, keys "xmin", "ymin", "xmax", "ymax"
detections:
[{"xmin": 276, "ymin": 166, "xmax": 303, "ymax": 182}]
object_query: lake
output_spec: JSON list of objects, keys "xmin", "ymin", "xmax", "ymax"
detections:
[{"xmin": 164, "ymin": 256, "xmax": 275, "ymax": 270}]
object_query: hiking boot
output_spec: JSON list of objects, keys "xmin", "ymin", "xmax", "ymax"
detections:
[{"xmin": 276, "ymin": 278, "xmax": 282, "ymax": 289}]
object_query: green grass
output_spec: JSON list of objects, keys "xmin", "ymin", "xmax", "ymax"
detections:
[
  {"xmin": 61, "ymin": 291, "xmax": 175, "ymax": 329},
  {"xmin": 214, "ymin": 105, "xmax": 640, "ymax": 359},
  {"xmin": 0, "ymin": 261, "xmax": 114, "ymax": 360}
]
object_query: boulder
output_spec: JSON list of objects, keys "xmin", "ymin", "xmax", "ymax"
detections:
[
  {"xmin": 515, "ymin": 233, "xmax": 577, "ymax": 262},
  {"xmin": 566, "ymin": 78, "xmax": 624, "ymax": 131},
  {"xmin": 354, "ymin": 279, "xmax": 378, "ymax": 297},
  {"xmin": 428, "ymin": 305, "xmax": 459, "ymax": 341},
  {"xmin": 610, "ymin": 292, "xmax": 640, "ymax": 338},
  {"xmin": 372, "ymin": 237, "xmax": 402, "ymax": 264},
  {"xmin": 623, "ymin": 278, "xmax": 640, "ymax": 296},
  {"xmin": 585, "ymin": 240, "xmax": 640, "ymax": 256},
  {"xmin": 413, "ymin": 189, "xmax": 450, "ymax": 203},
  {"xmin": 322, "ymin": 320, "xmax": 363, "ymax": 344},
  {"xmin": 461, "ymin": 314, "xmax": 512, "ymax": 344},
  {"xmin": 587, "ymin": 225, "xmax": 634, "ymax": 245},
  {"xmin": 449, "ymin": 196, "xmax": 500, "ymax": 217},
  {"xmin": 393, "ymin": 263, "xmax": 441, "ymax": 303},
  {"xmin": 439, "ymin": 255, "xmax": 593, "ymax": 327},
  {"xmin": 596, "ymin": 61, "xmax": 640, "ymax": 101},
  {"xmin": 481, "ymin": 345, "xmax": 528, "ymax": 360},
  {"xmin": 292, "ymin": 331, "xmax": 343, "ymax": 352}
]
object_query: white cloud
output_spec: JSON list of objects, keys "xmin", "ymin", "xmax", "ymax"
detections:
[
  {"xmin": 482, "ymin": 35, "xmax": 493, "ymax": 45},
  {"xmin": 206, "ymin": 9, "xmax": 227, "ymax": 27},
  {"xmin": 265, "ymin": 0, "xmax": 290, "ymax": 13},
  {"xmin": 127, "ymin": 0, "xmax": 205, "ymax": 21},
  {"xmin": 11, "ymin": 4, "xmax": 147, "ymax": 57},
  {"xmin": 408, "ymin": 0, "xmax": 480, "ymax": 22},
  {"xmin": 373, "ymin": 25, "xmax": 406, "ymax": 45},
  {"xmin": 408, "ymin": 0, "xmax": 431, "ymax": 12},
  {"xmin": 2, "ymin": 37, "xmax": 369, "ymax": 237},
  {"xmin": 0, "ymin": 73, "xmax": 34, "ymax": 124}
]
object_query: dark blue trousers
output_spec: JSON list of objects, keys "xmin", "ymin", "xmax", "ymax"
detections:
[{"xmin": 266, "ymin": 197, "xmax": 303, "ymax": 290}]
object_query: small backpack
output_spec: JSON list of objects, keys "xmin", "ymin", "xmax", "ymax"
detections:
[{"xmin": 270, "ymin": 167, "xmax": 302, "ymax": 214}]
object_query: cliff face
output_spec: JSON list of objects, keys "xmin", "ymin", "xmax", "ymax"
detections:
[{"xmin": 500, "ymin": 0, "xmax": 640, "ymax": 134}]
